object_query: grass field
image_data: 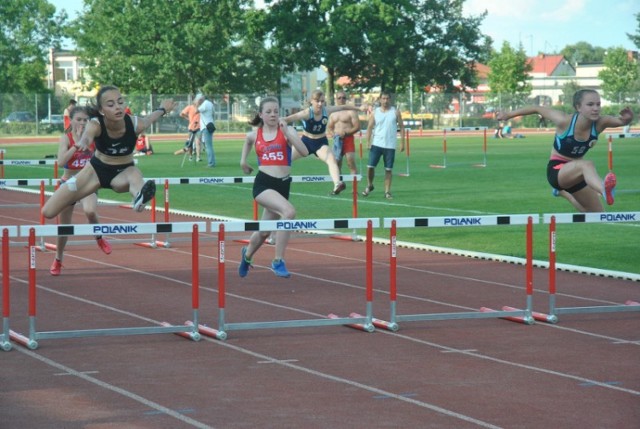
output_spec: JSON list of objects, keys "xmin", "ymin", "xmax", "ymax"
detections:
[{"xmin": 1, "ymin": 130, "xmax": 638, "ymax": 275}]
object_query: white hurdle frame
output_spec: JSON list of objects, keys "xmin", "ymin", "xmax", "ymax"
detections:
[
  {"xmin": 540, "ymin": 212, "xmax": 640, "ymax": 323},
  {"xmin": 380, "ymin": 214, "xmax": 537, "ymax": 330},
  {"xmin": 191, "ymin": 218, "xmax": 379, "ymax": 340},
  {"xmin": 10, "ymin": 222, "xmax": 205, "ymax": 349},
  {"xmin": 430, "ymin": 127, "xmax": 488, "ymax": 169}
]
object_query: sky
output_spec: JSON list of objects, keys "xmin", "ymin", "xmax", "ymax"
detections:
[{"xmin": 50, "ymin": 0, "xmax": 638, "ymax": 55}]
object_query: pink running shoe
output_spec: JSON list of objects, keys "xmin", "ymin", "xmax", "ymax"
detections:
[
  {"xmin": 50, "ymin": 258, "xmax": 62, "ymax": 276},
  {"xmin": 96, "ymin": 237, "xmax": 112, "ymax": 255},
  {"xmin": 604, "ymin": 172, "xmax": 616, "ymax": 205}
]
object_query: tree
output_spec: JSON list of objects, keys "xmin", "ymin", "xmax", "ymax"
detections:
[
  {"xmin": 70, "ymin": 0, "xmax": 268, "ymax": 96},
  {"xmin": 262, "ymin": 0, "xmax": 488, "ymax": 98},
  {"xmin": 487, "ymin": 42, "xmax": 532, "ymax": 108},
  {"xmin": 598, "ymin": 47, "xmax": 640, "ymax": 104},
  {"xmin": 626, "ymin": 12, "xmax": 640, "ymax": 49},
  {"xmin": 0, "ymin": 0, "xmax": 66, "ymax": 99},
  {"xmin": 560, "ymin": 42, "xmax": 607, "ymax": 65}
]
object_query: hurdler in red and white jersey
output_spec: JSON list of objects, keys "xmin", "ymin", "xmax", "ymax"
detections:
[
  {"xmin": 255, "ymin": 127, "xmax": 292, "ymax": 166},
  {"xmin": 61, "ymin": 132, "xmax": 95, "ymax": 179}
]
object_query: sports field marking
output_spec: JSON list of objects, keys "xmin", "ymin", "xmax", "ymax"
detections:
[
  {"xmin": 13, "ymin": 347, "xmax": 215, "ymax": 429},
  {"xmin": 386, "ymin": 330, "xmax": 640, "ymax": 396},
  {"xmin": 7, "ymin": 243, "xmax": 638, "ymax": 429}
]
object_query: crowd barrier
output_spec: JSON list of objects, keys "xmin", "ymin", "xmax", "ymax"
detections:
[
  {"xmin": 6, "ymin": 222, "xmax": 205, "ymax": 349},
  {"xmin": 188, "ymin": 217, "xmax": 379, "ymax": 340}
]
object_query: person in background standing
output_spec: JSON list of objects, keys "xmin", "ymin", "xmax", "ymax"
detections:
[
  {"xmin": 50, "ymin": 106, "xmax": 112, "ymax": 276},
  {"xmin": 196, "ymin": 93, "xmax": 216, "ymax": 167},
  {"xmin": 63, "ymin": 99, "xmax": 77, "ymax": 129},
  {"xmin": 177, "ymin": 97, "xmax": 202, "ymax": 161},
  {"xmin": 362, "ymin": 92, "xmax": 405, "ymax": 200}
]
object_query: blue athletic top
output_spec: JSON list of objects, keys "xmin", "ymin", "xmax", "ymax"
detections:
[
  {"xmin": 553, "ymin": 113, "xmax": 598, "ymax": 158},
  {"xmin": 302, "ymin": 106, "xmax": 328, "ymax": 137},
  {"xmin": 93, "ymin": 114, "xmax": 137, "ymax": 156}
]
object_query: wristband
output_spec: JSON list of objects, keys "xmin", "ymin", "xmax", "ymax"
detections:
[{"xmin": 156, "ymin": 107, "xmax": 167, "ymax": 116}]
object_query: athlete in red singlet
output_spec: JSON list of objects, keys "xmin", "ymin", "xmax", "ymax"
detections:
[
  {"xmin": 238, "ymin": 96, "xmax": 309, "ymax": 278},
  {"xmin": 50, "ymin": 106, "xmax": 112, "ymax": 276}
]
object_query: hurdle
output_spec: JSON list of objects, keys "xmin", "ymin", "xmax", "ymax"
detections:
[
  {"xmin": 605, "ymin": 132, "xmax": 640, "ymax": 172},
  {"xmin": 398, "ymin": 130, "xmax": 411, "ymax": 176},
  {"xmin": 0, "ymin": 159, "xmax": 58, "ymax": 179},
  {"xmin": 194, "ymin": 217, "xmax": 378, "ymax": 340},
  {"xmin": 537, "ymin": 212, "xmax": 640, "ymax": 323},
  {"xmin": 0, "ymin": 179, "xmax": 52, "ymax": 251},
  {"xmin": 430, "ymin": 127, "xmax": 488, "ymax": 169},
  {"xmin": 10, "ymin": 222, "xmax": 205, "ymax": 349},
  {"xmin": 149, "ymin": 175, "xmax": 363, "ymax": 241},
  {"xmin": 134, "ymin": 179, "xmax": 172, "ymax": 249},
  {"xmin": 378, "ymin": 214, "xmax": 537, "ymax": 330},
  {"xmin": 1, "ymin": 226, "xmax": 19, "ymax": 351}
]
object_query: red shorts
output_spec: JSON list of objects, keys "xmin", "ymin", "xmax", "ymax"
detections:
[{"xmin": 341, "ymin": 135, "xmax": 355, "ymax": 155}]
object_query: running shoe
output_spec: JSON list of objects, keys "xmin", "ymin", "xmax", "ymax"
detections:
[
  {"xmin": 604, "ymin": 172, "xmax": 616, "ymax": 205},
  {"xmin": 132, "ymin": 180, "xmax": 156, "ymax": 212},
  {"xmin": 238, "ymin": 246, "xmax": 253, "ymax": 278},
  {"xmin": 50, "ymin": 258, "xmax": 62, "ymax": 276},
  {"xmin": 96, "ymin": 237, "xmax": 112, "ymax": 255},
  {"xmin": 330, "ymin": 181, "xmax": 346, "ymax": 195},
  {"xmin": 271, "ymin": 259, "xmax": 291, "ymax": 278}
]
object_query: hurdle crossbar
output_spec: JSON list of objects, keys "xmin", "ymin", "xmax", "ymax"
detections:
[
  {"xmin": 382, "ymin": 214, "xmax": 537, "ymax": 329},
  {"xmin": 0, "ymin": 178, "xmax": 52, "ymax": 188},
  {"xmin": 148, "ymin": 175, "xmax": 361, "ymax": 185},
  {"xmin": 430, "ymin": 127, "xmax": 487, "ymax": 169},
  {"xmin": 1, "ymin": 226, "xmax": 19, "ymax": 351},
  {"xmin": 197, "ymin": 218, "xmax": 378, "ymax": 340},
  {"xmin": 541, "ymin": 212, "xmax": 640, "ymax": 323},
  {"xmin": 10, "ymin": 222, "xmax": 204, "ymax": 349}
]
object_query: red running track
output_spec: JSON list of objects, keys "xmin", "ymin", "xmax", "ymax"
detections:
[{"xmin": 0, "ymin": 188, "xmax": 638, "ymax": 428}]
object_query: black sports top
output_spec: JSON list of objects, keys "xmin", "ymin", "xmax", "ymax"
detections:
[
  {"xmin": 93, "ymin": 114, "xmax": 137, "ymax": 156},
  {"xmin": 553, "ymin": 113, "xmax": 598, "ymax": 158}
]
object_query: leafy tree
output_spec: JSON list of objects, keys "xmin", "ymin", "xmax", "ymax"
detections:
[
  {"xmin": 598, "ymin": 47, "xmax": 639, "ymax": 103},
  {"xmin": 262, "ymin": 0, "xmax": 488, "ymax": 98},
  {"xmin": 70, "ymin": 0, "xmax": 267, "ymax": 96},
  {"xmin": 0, "ymin": 0, "xmax": 67, "ymax": 110},
  {"xmin": 487, "ymin": 42, "xmax": 532, "ymax": 108},
  {"xmin": 626, "ymin": 12, "xmax": 640, "ymax": 49},
  {"xmin": 560, "ymin": 80, "xmax": 582, "ymax": 107},
  {"xmin": 560, "ymin": 42, "xmax": 607, "ymax": 65}
]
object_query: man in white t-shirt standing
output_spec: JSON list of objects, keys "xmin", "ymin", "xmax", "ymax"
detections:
[
  {"xmin": 362, "ymin": 92, "xmax": 405, "ymax": 200},
  {"xmin": 196, "ymin": 93, "xmax": 216, "ymax": 167}
]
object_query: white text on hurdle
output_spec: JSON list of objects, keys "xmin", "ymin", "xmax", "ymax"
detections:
[
  {"xmin": 444, "ymin": 217, "xmax": 482, "ymax": 226},
  {"xmin": 93, "ymin": 225, "xmax": 139, "ymax": 234},
  {"xmin": 599, "ymin": 213, "xmax": 636, "ymax": 222},
  {"xmin": 276, "ymin": 221, "xmax": 318, "ymax": 229}
]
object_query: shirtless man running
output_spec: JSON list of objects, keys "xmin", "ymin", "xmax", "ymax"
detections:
[{"xmin": 327, "ymin": 91, "xmax": 361, "ymax": 175}]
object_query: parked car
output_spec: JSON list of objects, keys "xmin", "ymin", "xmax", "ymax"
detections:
[
  {"xmin": 3, "ymin": 111, "xmax": 35, "ymax": 123},
  {"xmin": 40, "ymin": 114, "xmax": 65, "ymax": 126}
]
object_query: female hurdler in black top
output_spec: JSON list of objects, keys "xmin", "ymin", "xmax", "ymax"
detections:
[{"xmin": 42, "ymin": 85, "xmax": 176, "ymax": 219}]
